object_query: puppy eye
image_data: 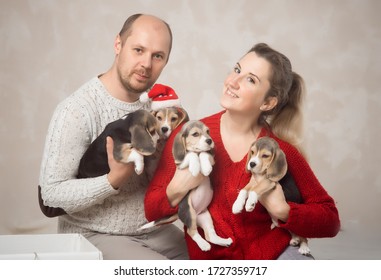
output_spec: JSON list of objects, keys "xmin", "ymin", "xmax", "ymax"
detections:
[
  {"xmin": 192, "ymin": 132, "xmax": 200, "ymax": 137},
  {"xmin": 262, "ymin": 154, "xmax": 270, "ymax": 158},
  {"xmin": 171, "ymin": 117, "xmax": 178, "ymax": 122},
  {"xmin": 156, "ymin": 116, "xmax": 162, "ymax": 121}
]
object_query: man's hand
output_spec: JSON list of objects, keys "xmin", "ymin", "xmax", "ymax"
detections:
[{"xmin": 106, "ymin": 136, "xmax": 134, "ymax": 190}]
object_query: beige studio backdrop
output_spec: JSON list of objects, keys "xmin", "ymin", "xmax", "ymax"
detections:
[{"xmin": 0, "ymin": 0, "xmax": 380, "ymax": 259}]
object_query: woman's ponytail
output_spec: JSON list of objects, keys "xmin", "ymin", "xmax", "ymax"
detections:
[{"xmin": 269, "ymin": 72, "xmax": 306, "ymax": 156}]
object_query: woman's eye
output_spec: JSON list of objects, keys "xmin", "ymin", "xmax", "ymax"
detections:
[
  {"xmin": 247, "ymin": 77, "xmax": 255, "ymax": 84},
  {"xmin": 234, "ymin": 66, "xmax": 241, "ymax": 74}
]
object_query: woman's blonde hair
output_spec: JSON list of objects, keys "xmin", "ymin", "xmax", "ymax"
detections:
[{"xmin": 249, "ymin": 43, "xmax": 306, "ymax": 156}]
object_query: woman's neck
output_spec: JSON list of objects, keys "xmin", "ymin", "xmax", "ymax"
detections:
[
  {"xmin": 221, "ymin": 110, "xmax": 261, "ymax": 138},
  {"xmin": 220, "ymin": 111, "xmax": 262, "ymax": 162}
]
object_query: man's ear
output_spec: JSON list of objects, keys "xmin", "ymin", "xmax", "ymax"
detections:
[
  {"xmin": 260, "ymin": 97, "xmax": 278, "ymax": 112},
  {"xmin": 114, "ymin": 35, "xmax": 122, "ymax": 54}
]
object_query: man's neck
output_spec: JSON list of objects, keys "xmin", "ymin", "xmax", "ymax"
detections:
[{"xmin": 98, "ymin": 70, "xmax": 140, "ymax": 103}]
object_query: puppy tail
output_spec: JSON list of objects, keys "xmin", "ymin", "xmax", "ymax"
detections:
[{"xmin": 138, "ymin": 214, "xmax": 179, "ymax": 230}]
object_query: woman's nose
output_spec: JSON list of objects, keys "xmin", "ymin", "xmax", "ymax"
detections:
[{"xmin": 227, "ymin": 74, "xmax": 240, "ymax": 89}]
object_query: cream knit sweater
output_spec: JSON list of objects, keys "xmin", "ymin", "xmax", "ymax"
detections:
[{"xmin": 39, "ymin": 77, "xmax": 157, "ymax": 235}]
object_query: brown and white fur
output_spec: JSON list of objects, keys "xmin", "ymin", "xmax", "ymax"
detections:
[
  {"xmin": 232, "ymin": 136, "xmax": 310, "ymax": 255},
  {"xmin": 140, "ymin": 120, "xmax": 233, "ymax": 251},
  {"xmin": 152, "ymin": 107, "xmax": 189, "ymax": 139},
  {"xmin": 77, "ymin": 109, "xmax": 160, "ymax": 178}
]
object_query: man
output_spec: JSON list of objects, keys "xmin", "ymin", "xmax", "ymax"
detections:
[{"xmin": 39, "ymin": 14, "xmax": 188, "ymax": 260}]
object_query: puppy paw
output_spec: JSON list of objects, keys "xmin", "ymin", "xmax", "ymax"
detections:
[
  {"xmin": 232, "ymin": 190, "xmax": 248, "ymax": 214},
  {"xmin": 289, "ymin": 237, "xmax": 301, "ymax": 246},
  {"xmin": 245, "ymin": 191, "xmax": 258, "ymax": 212},
  {"xmin": 181, "ymin": 152, "xmax": 200, "ymax": 176},
  {"xmin": 213, "ymin": 237, "xmax": 233, "ymax": 247},
  {"xmin": 188, "ymin": 158, "xmax": 201, "ymax": 176},
  {"xmin": 127, "ymin": 149, "xmax": 144, "ymax": 175},
  {"xmin": 192, "ymin": 234, "xmax": 211, "ymax": 251},
  {"xmin": 200, "ymin": 162, "xmax": 212, "ymax": 176},
  {"xmin": 134, "ymin": 164, "xmax": 144, "ymax": 175},
  {"xmin": 232, "ymin": 201, "xmax": 244, "ymax": 214},
  {"xmin": 298, "ymin": 244, "xmax": 311, "ymax": 255},
  {"xmin": 199, "ymin": 242, "xmax": 211, "ymax": 252},
  {"xmin": 200, "ymin": 152, "xmax": 213, "ymax": 176}
]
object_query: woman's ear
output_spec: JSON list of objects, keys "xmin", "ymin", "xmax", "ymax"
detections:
[{"xmin": 260, "ymin": 97, "xmax": 278, "ymax": 112}]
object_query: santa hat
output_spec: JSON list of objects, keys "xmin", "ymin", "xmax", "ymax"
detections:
[{"xmin": 140, "ymin": 84, "xmax": 182, "ymax": 111}]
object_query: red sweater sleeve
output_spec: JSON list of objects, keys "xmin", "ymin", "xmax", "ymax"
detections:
[
  {"xmin": 276, "ymin": 140, "xmax": 341, "ymax": 238},
  {"xmin": 144, "ymin": 125, "xmax": 182, "ymax": 222}
]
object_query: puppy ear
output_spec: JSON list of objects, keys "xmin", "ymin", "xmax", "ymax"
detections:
[
  {"xmin": 172, "ymin": 130, "xmax": 187, "ymax": 165},
  {"xmin": 266, "ymin": 148, "xmax": 287, "ymax": 181},
  {"xmin": 245, "ymin": 142, "xmax": 255, "ymax": 173},
  {"xmin": 130, "ymin": 125, "xmax": 156, "ymax": 155},
  {"xmin": 176, "ymin": 108, "xmax": 189, "ymax": 127}
]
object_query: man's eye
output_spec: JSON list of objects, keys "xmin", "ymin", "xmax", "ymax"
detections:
[{"xmin": 154, "ymin": 54, "xmax": 164, "ymax": 60}]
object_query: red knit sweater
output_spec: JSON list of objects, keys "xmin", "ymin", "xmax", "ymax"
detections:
[{"xmin": 144, "ymin": 111, "xmax": 340, "ymax": 259}]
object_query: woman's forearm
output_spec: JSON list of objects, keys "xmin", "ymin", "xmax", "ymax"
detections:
[{"xmin": 166, "ymin": 168, "xmax": 205, "ymax": 207}]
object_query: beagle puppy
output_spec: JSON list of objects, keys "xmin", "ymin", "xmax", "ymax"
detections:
[
  {"xmin": 140, "ymin": 120, "xmax": 233, "ymax": 251},
  {"xmin": 152, "ymin": 107, "xmax": 189, "ymax": 139},
  {"xmin": 77, "ymin": 109, "xmax": 159, "ymax": 178},
  {"xmin": 232, "ymin": 136, "xmax": 310, "ymax": 255}
]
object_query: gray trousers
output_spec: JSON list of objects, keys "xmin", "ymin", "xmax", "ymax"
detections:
[
  {"xmin": 85, "ymin": 225, "xmax": 313, "ymax": 260},
  {"xmin": 277, "ymin": 245, "xmax": 314, "ymax": 260},
  {"xmin": 84, "ymin": 224, "xmax": 189, "ymax": 260}
]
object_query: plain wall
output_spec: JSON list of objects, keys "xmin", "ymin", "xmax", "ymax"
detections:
[{"xmin": 1, "ymin": 0, "xmax": 380, "ymax": 259}]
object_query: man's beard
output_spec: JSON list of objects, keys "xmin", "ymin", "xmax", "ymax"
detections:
[{"xmin": 118, "ymin": 68, "xmax": 153, "ymax": 95}]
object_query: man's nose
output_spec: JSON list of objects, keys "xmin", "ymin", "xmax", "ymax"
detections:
[{"xmin": 140, "ymin": 54, "xmax": 152, "ymax": 69}]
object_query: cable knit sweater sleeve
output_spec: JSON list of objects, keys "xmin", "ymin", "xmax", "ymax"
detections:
[{"xmin": 39, "ymin": 88, "xmax": 118, "ymax": 214}]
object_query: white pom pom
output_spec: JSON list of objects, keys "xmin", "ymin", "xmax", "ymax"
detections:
[{"xmin": 139, "ymin": 92, "xmax": 150, "ymax": 103}]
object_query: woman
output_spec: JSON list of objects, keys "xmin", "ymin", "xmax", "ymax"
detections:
[{"xmin": 144, "ymin": 43, "xmax": 340, "ymax": 259}]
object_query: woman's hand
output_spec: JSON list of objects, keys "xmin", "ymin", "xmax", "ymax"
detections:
[
  {"xmin": 106, "ymin": 136, "xmax": 135, "ymax": 190},
  {"xmin": 259, "ymin": 183, "xmax": 290, "ymax": 222},
  {"xmin": 166, "ymin": 168, "xmax": 205, "ymax": 207}
]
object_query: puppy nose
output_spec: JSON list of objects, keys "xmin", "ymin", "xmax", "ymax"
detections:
[
  {"xmin": 161, "ymin": 127, "xmax": 169, "ymax": 133},
  {"xmin": 250, "ymin": 161, "xmax": 256, "ymax": 168},
  {"xmin": 206, "ymin": 139, "xmax": 212, "ymax": 145}
]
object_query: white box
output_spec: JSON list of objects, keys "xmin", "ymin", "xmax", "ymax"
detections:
[{"xmin": 0, "ymin": 233, "xmax": 103, "ymax": 260}]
